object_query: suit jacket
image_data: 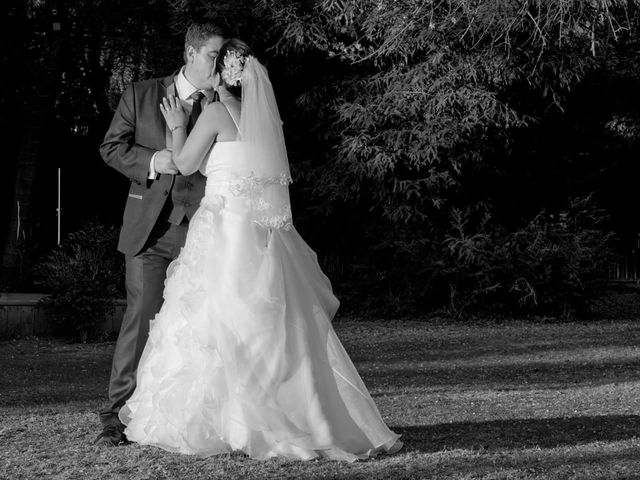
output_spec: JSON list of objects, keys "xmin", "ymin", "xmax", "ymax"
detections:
[{"xmin": 100, "ymin": 73, "xmax": 206, "ymax": 256}]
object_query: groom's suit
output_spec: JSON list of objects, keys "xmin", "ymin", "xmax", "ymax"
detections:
[{"xmin": 99, "ymin": 72, "xmax": 207, "ymax": 427}]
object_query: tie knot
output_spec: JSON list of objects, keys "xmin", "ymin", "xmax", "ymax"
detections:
[{"xmin": 191, "ymin": 91, "xmax": 205, "ymax": 102}]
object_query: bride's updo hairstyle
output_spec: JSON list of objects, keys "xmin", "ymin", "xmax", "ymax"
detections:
[{"xmin": 215, "ymin": 39, "xmax": 254, "ymax": 98}]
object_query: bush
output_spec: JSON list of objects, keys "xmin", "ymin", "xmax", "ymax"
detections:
[
  {"xmin": 36, "ymin": 221, "xmax": 124, "ymax": 342},
  {"xmin": 443, "ymin": 196, "xmax": 615, "ymax": 318},
  {"xmin": 326, "ymin": 196, "xmax": 615, "ymax": 319}
]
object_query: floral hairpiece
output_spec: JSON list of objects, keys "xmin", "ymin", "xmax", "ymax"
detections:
[{"xmin": 221, "ymin": 50, "xmax": 246, "ymax": 87}]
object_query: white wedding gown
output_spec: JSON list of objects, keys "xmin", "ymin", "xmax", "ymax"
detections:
[{"xmin": 119, "ymin": 140, "xmax": 402, "ymax": 461}]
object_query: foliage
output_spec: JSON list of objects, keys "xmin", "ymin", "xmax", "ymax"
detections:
[
  {"xmin": 35, "ymin": 222, "xmax": 124, "ymax": 342},
  {"xmin": 253, "ymin": 0, "xmax": 633, "ymax": 316},
  {"xmin": 138, "ymin": 1, "xmax": 640, "ymax": 316},
  {"xmin": 260, "ymin": 0, "xmax": 636, "ymax": 222},
  {"xmin": 6, "ymin": 0, "xmax": 640, "ymax": 317},
  {"xmin": 443, "ymin": 196, "xmax": 616, "ymax": 318}
]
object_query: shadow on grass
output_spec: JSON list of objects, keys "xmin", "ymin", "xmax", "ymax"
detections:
[
  {"xmin": 346, "ymin": 328, "xmax": 640, "ymax": 365},
  {"xmin": 397, "ymin": 414, "xmax": 640, "ymax": 453},
  {"xmin": 3, "ymin": 338, "xmax": 640, "ymax": 406},
  {"xmin": 365, "ymin": 356, "xmax": 640, "ymax": 392},
  {"xmin": 0, "ymin": 342, "xmax": 113, "ymax": 407},
  {"xmin": 351, "ymin": 448, "xmax": 640, "ymax": 480}
]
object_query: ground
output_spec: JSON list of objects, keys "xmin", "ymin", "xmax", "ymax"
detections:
[{"xmin": 2, "ymin": 318, "xmax": 640, "ymax": 479}]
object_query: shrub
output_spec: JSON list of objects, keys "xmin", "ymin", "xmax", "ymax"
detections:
[
  {"xmin": 36, "ymin": 221, "xmax": 124, "ymax": 342},
  {"xmin": 443, "ymin": 196, "xmax": 615, "ymax": 318}
]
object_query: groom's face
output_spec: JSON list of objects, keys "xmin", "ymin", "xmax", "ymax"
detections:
[{"xmin": 185, "ymin": 35, "xmax": 224, "ymax": 90}]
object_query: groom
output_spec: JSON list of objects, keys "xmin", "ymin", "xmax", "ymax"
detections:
[{"xmin": 96, "ymin": 20, "xmax": 225, "ymax": 446}]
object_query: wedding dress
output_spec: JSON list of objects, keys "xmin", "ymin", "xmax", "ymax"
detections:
[{"xmin": 119, "ymin": 58, "xmax": 401, "ymax": 462}]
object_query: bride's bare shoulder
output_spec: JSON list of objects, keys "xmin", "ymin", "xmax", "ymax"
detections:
[{"xmin": 203, "ymin": 101, "xmax": 227, "ymax": 117}]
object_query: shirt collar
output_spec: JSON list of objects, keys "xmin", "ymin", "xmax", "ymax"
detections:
[{"xmin": 176, "ymin": 67, "xmax": 199, "ymax": 101}]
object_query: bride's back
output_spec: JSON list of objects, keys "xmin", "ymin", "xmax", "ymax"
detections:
[{"xmin": 208, "ymin": 97, "xmax": 240, "ymax": 143}]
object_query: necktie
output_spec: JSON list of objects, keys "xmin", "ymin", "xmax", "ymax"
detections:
[{"xmin": 189, "ymin": 91, "xmax": 205, "ymax": 130}]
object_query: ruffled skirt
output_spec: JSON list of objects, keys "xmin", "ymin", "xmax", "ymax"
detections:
[{"xmin": 119, "ymin": 193, "xmax": 402, "ymax": 461}]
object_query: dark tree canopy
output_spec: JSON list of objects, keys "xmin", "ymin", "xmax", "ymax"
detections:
[{"xmin": 3, "ymin": 0, "xmax": 640, "ymax": 316}]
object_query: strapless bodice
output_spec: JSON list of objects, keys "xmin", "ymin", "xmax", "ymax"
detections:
[
  {"xmin": 200, "ymin": 141, "xmax": 245, "ymax": 201},
  {"xmin": 199, "ymin": 141, "xmax": 243, "ymax": 179}
]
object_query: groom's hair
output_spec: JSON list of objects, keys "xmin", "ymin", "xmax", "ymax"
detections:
[{"xmin": 183, "ymin": 21, "xmax": 225, "ymax": 62}]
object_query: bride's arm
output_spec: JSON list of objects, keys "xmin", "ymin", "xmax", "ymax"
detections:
[
  {"xmin": 160, "ymin": 96, "xmax": 220, "ymax": 176},
  {"xmin": 172, "ymin": 105, "xmax": 222, "ymax": 175}
]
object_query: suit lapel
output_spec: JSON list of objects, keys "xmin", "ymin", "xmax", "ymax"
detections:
[
  {"xmin": 159, "ymin": 73, "xmax": 177, "ymax": 149},
  {"xmin": 160, "ymin": 71, "xmax": 193, "ymax": 150},
  {"xmin": 150, "ymin": 73, "xmax": 180, "ymax": 186}
]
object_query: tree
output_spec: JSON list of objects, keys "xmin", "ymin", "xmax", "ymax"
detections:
[
  {"xmin": 1, "ymin": 0, "xmax": 65, "ymax": 282},
  {"xmin": 1, "ymin": 0, "xmax": 179, "ymax": 285},
  {"xmin": 4, "ymin": 0, "xmax": 637, "ymax": 315},
  {"xmin": 185, "ymin": 0, "xmax": 635, "ymax": 313}
]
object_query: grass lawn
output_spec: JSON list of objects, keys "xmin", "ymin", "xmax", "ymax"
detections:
[{"xmin": 2, "ymin": 318, "xmax": 640, "ymax": 479}]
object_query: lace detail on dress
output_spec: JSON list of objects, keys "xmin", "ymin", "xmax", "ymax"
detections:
[
  {"xmin": 229, "ymin": 172, "xmax": 292, "ymax": 195},
  {"xmin": 256, "ymin": 204, "xmax": 292, "ymax": 230},
  {"xmin": 229, "ymin": 172, "xmax": 293, "ymax": 230}
]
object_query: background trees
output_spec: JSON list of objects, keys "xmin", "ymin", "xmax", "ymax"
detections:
[
  {"xmin": 1, "ymin": 0, "xmax": 178, "ymax": 285},
  {"xmin": 3, "ymin": 0, "xmax": 640, "ymax": 317}
]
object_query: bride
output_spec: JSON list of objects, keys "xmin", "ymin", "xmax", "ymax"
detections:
[{"xmin": 118, "ymin": 38, "xmax": 402, "ymax": 462}]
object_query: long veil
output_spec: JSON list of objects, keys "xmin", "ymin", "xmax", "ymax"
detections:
[{"xmin": 231, "ymin": 56, "xmax": 293, "ymax": 230}]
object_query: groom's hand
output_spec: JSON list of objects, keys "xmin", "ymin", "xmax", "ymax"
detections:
[{"xmin": 154, "ymin": 149, "xmax": 179, "ymax": 175}]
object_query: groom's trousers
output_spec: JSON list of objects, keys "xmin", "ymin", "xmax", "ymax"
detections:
[{"xmin": 99, "ymin": 220, "xmax": 188, "ymax": 427}]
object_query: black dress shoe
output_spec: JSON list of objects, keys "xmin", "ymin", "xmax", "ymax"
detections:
[{"xmin": 94, "ymin": 424, "xmax": 129, "ymax": 446}]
